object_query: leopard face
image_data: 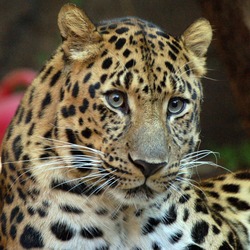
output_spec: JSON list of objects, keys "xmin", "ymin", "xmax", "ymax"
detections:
[
  {"xmin": 1, "ymin": 4, "xmax": 212, "ymax": 207},
  {"xmin": 47, "ymin": 6, "xmax": 212, "ymax": 205}
]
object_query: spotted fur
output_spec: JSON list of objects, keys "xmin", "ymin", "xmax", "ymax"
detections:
[{"xmin": 0, "ymin": 4, "xmax": 249, "ymax": 250}]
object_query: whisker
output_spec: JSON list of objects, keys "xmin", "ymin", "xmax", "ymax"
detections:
[
  {"xmin": 37, "ymin": 136, "xmax": 104, "ymax": 156},
  {"xmin": 176, "ymin": 176, "xmax": 208, "ymax": 199}
]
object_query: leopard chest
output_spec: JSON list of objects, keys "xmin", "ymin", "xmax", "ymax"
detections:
[{"xmin": 3, "ymin": 189, "xmax": 238, "ymax": 250}]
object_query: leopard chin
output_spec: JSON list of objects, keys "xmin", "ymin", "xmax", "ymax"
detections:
[{"xmin": 125, "ymin": 184, "xmax": 155, "ymax": 201}]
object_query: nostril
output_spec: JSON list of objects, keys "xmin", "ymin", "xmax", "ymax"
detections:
[{"xmin": 128, "ymin": 155, "xmax": 166, "ymax": 178}]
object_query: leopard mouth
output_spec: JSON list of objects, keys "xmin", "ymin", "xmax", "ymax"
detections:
[{"xmin": 125, "ymin": 184, "xmax": 155, "ymax": 200}]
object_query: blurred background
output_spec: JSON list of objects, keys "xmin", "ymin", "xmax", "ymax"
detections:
[{"xmin": 0, "ymin": 0, "xmax": 249, "ymax": 176}]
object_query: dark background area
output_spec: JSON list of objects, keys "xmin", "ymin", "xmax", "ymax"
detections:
[{"xmin": 0, "ymin": 0, "xmax": 249, "ymax": 176}]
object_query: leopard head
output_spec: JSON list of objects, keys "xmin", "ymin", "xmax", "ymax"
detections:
[{"xmin": 19, "ymin": 4, "xmax": 212, "ymax": 205}]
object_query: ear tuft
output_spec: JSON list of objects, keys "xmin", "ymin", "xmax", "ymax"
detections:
[
  {"xmin": 182, "ymin": 18, "xmax": 212, "ymax": 57},
  {"xmin": 58, "ymin": 4, "xmax": 102, "ymax": 61}
]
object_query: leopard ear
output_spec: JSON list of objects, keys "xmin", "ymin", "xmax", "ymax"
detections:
[
  {"xmin": 182, "ymin": 18, "xmax": 212, "ymax": 58},
  {"xmin": 58, "ymin": 4, "xmax": 102, "ymax": 61}
]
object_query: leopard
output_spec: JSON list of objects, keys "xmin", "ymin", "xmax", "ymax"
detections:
[{"xmin": 0, "ymin": 3, "xmax": 250, "ymax": 250}]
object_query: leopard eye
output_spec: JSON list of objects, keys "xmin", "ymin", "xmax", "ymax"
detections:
[
  {"xmin": 106, "ymin": 91, "xmax": 125, "ymax": 108},
  {"xmin": 168, "ymin": 97, "xmax": 187, "ymax": 115},
  {"xmin": 105, "ymin": 90, "xmax": 130, "ymax": 114}
]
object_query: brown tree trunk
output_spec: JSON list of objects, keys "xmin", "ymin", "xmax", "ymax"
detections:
[{"xmin": 200, "ymin": 0, "xmax": 250, "ymax": 136}]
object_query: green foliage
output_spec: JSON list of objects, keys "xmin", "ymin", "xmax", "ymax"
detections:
[{"xmin": 213, "ymin": 141, "xmax": 250, "ymax": 170}]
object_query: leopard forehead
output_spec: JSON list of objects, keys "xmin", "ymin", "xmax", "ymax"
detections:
[{"xmin": 69, "ymin": 17, "xmax": 201, "ymax": 98}]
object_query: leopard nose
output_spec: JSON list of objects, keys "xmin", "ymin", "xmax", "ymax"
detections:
[{"xmin": 129, "ymin": 155, "xmax": 166, "ymax": 178}]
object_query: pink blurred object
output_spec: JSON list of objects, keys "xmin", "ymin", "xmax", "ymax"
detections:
[{"xmin": 0, "ymin": 69, "xmax": 36, "ymax": 143}]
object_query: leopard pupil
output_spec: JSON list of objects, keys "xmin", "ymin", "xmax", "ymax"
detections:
[{"xmin": 113, "ymin": 95, "xmax": 120, "ymax": 103}]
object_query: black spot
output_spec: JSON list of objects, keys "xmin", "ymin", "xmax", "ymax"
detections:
[
  {"xmin": 152, "ymin": 242, "xmax": 161, "ymax": 250},
  {"xmin": 125, "ymin": 59, "xmax": 136, "ymax": 69},
  {"xmin": 20, "ymin": 225, "xmax": 44, "ymax": 248},
  {"xmin": 195, "ymin": 199, "xmax": 209, "ymax": 214},
  {"xmin": 50, "ymin": 70, "xmax": 61, "ymax": 87},
  {"xmin": 37, "ymin": 208, "xmax": 47, "ymax": 217},
  {"xmin": 60, "ymin": 204, "xmax": 83, "ymax": 214},
  {"xmin": 142, "ymin": 85, "xmax": 149, "ymax": 94},
  {"xmin": 156, "ymin": 31, "xmax": 170, "ymax": 39},
  {"xmin": 1, "ymin": 213, "xmax": 7, "ymax": 235},
  {"xmin": 227, "ymin": 232, "xmax": 235, "ymax": 246},
  {"xmin": 227, "ymin": 197, "xmax": 250, "ymax": 210},
  {"xmin": 222, "ymin": 184, "xmax": 240, "ymax": 193},
  {"xmin": 195, "ymin": 189, "xmax": 207, "ymax": 200},
  {"xmin": 72, "ymin": 81, "xmax": 79, "ymax": 98},
  {"xmin": 27, "ymin": 207, "xmax": 35, "ymax": 216},
  {"xmin": 89, "ymin": 82, "xmax": 101, "ymax": 98},
  {"xmin": 61, "ymin": 105, "xmax": 76, "ymax": 118},
  {"xmin": 142, "ymin": 217, "xmax": 160, "ymax": 235},
  {"xmin": 10, "ymin": 206, "xmax": 20, "ymax": 223},
  {"xmin": 17, "ymin": 187, "xmax": 26, "ymax": 201},
  {"xmin": 212, "ymin": 203, "xmax": 224, "ymax": 212},
  {"xmin": 10, "ymin": 225, "xmax": 17, "ymax": 239},
  {"xmin": 8, "ymin": 162, "xmax": 16, "ymax": 171},
  {"xmin": 25, "ymin": 110, "xmax": 33, "ymax": 124},
  {"xmin": 16, "ymin": 212, "xmax": 24, "ymax": 223},
  {"xmin": 79, "ymin": 98, "xmax": 89, "ymax": 114},
  {"xmin": 168, "ymin": 50, "xmax": 177, "ymax": 61},
  {"xmin": 65, "ymin": 129, "xmax": 76, "ymax": 144},
  {"xmin": 41, "ymin": 66, "xmax": 53, "ymax": 82},
  {"xmin": 179, "ymin": 194, "xmax": 190, "ymax": 203},
  {"xmin": 201, "ymin": 182, "xmax": 214, "ymax": 188},
  {"xmin": 191, "ymin": 91, "xmax": 197, "ymax": 100},
  {"xmin": 102, "ymin": 57, "xmax": 113, "ymax": 69},
  {"xmin": 183, "ymin": 208, "xmax": 189, "ymax": 221},
  {"xmin": 123, "ymin": 48, "xmax": 131, "ymax": 57},
  {"xmin": 185, "ymin": 245, "xmax": 204, "ymax": 250},
  {"xmin": 81, "ymin": 226, "xmax": 103, "ymax": 239},
  {"xmin": 167, "ymin": 41, "xmax": 180, "ymax": 54},
  {"xmin": 51, "ymin": 221, "xmax": 75, "ymax": 241},
  {"xmin": 28, "ymin": 123, "xmax": 35, "ymax": 136},
  {"xmin": 212, "ymin": 225, "xmax": 220, "ymax": 235},
  {"xmin": 207, "ymin": 191, "xmax": 219, "ymax": 199},
  {"xmin": 191, "ymin": 220, "xmax": 209, "ymax": 244},
  {"xmin": 219, "ymin": 241, "xmax": 232, "ymax": 250},
  {"xmin": 216, "ymin": 176, "xmax": 227, "ymax": 181},
  {"xmin": 81, "ymin": 128, "xmax": 92, "ymax": 139},
  {"xmin": 108, "ymin": 35, "xmax": 117, "ymax": 43},
  {"xmin": 116, "ymin": 27, "xmax": 129, "ymax": 34},
  {"xmin": 169, "ymin": 231, "xmax": 183, "ymax": 244},
  {"xmin": 41, "ymin": 92, "xmax": 51, "ymax": 109},
  {"xmin": 212, "ymin": 214, "xmax": 223, "ymax": 227},
  {"xmin": 165, "ymin": 61, "xmax": 175, "ymax": 73},
  {"xmin": 5, "ymin": 193, "xmax": 15, "ymax": 204},
  {"xmin": 83, "ymin": 72, "xmax": 92, "ymax": 83},
  {"xmin": 87, "ymin": 62, "xmax": 94, "ymax": 69},
  {"xmin": 101, "ymin": 50, "xmax": 108, "ymax": 57},
  {"xmin": 101, "ymin": 74, "xmax": 108, "ymax": 83},
  {"xmin": 162, "ymin": 205, "xmax": 177, "ymax": 225},
  {"xmin": 16, "ymin": 106, "xmax": 25, "ymax": 124},
  {"xmin": 95, "ymin": 208, "xmax": 109, "ymax": 216},
  {"xmin": 124, "ymin": 71, "xmax": 133, "ymax": 89},
  {"xmin": 234, "ymin": 171, "xmax": 250, "ymax": 180},
  {"xmin": 12, "ymin": 135, "xmax": 23, "ymax": 160},
  {"xmin": 115, "ymin": 38, "xmax": 126, "ymax": 50}
]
